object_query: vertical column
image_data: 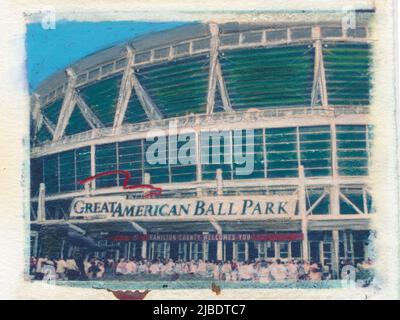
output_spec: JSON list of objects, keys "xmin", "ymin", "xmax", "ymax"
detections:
[
  {"xmin": 215, "ymin": 168, "xmax": 223, "ymax": 261},
  {"xmin": 216, "ymin": 168, "xmax": 223, "ymax": 196},
  {"xmin": 274, "ymin": 242, "xmax": 279, "ymax": 259},
  {"xmin": 202, "ymin": 240, "xmax": 207, "ymax": 260},
  {"xmin": 217, "ymin": 235, "xmax": 223, "ymax": 261},
  {"xmin": 330, "ymin": 123, "xmax": 340, "ymax": 216},
  {"xmin": 195, "ymin": 128, "xmax": 202, "ymax": 184},
  {"xmin": 90, "ymin": 144, "xmax": 96, "ymax": 191},
  {"xmin": 142, "ymin": 240, "xmax": 149, "ymax": 260},
  {"xmin": 144, "ymin": 172, "xmax": 151, "ymax": 199},
  {"xmin": 206, "ymin": 23, "xmax": 220, "ymax": 115},
  {"xmin": 319, "ymin": 241, "xmax": 324, "ymax": 264},
  {"xmin": 311, "ymin": 26, "xmax": 328, "ymax": 107},
  {"xmin": 349, "ymin": 231, "xmax": 355, "ymax": 265},
  {"xmin": 37, "ymin": 183, "xmax": 46, "ymax": 222},
  {"xmin": 299, "ymin": 165, "xmax": 309, "ymax": 261},
  {"xmin": 245, "ymin": 242, "xmax": 249, "ymax": 261},
  {"xmin": 332, "ymin": 229, "xmax": 340, "ymax": 279}
]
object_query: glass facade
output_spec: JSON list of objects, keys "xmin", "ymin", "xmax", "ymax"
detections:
[
  {"xmin": 31, "ymin": 146, "xmax": 90, "ymax": 195},
  {"xmin": 31, "ymin": 125, "xmax": 370, "ymax": 196},
  {"xmin": 33, "ymin": 41, "xmax": 371, "ymax": 144},
  {"xmin": 336, "ymin": 125, "xmax": 369, "ymax": 176}
]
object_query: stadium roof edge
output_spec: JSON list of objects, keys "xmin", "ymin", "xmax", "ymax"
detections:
[{"xmin": 34, "ymin": 13, "xmax": 373, "ymax": 101}]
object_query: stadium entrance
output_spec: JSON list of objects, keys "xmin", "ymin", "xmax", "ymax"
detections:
[{"xmin": 104, "ymin": 232, "xmax": 305, "ymax": 262}]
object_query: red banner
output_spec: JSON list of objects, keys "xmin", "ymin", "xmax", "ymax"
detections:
[{"xmin": 108, "ymin": 233, "xmax": 303, "ymax": 242}]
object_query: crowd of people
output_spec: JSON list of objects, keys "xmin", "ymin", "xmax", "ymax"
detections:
[{"xmin": 30, "ymin": 255, "xmax": 374, "ymax": 283}]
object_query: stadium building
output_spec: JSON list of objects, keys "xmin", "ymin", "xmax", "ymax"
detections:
[{"xmin": 30, "ymin": 15, "xmax": 374, "ymax": 278}]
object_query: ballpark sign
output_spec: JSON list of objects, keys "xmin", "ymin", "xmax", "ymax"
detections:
[{"xmin": 70, "ymin": 195, "xmax": 297, "ymax": 221}]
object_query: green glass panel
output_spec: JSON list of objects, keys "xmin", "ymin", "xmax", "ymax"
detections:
[
  {"xmin": 43, "ymin": 154, "xmax": 59, "ymax": 194},
  {"xmin": 79, "ymin": 75, "xmax": 122, "ymax": 126},
  {"xmin": 76, "ymin": 147, "xmax": 91, "ymax": 190},
  {"xmin": 201, "ymin": 131, "xmax": 232, "ymax": 181},
  {"xmin": 95, "ymin": 143, "xmax": 118, "ymax": 188},
  {"xmin": 118, "ymin": 140, "xmax": 143, "ymax": 184},
  {"xmin": 31, "ymin": 158, "xmax": 43, "ymax": 197},
  {"xmin": 42, "ymin": 99, "xmax": 63, "ymax": 124},
  {"xmin": 144, "ymin": 137, "xmax": 169, "ymax": 184},
  {"xmin": 221, "ymin": 45, "xmax": 314, "ymax": 110},
  {"xmin": 35, "ymin": 125, "xmax": 52, "ymax": 144},
  {"xmin": 123, "ymin": 91, "xmax": 149, "ymax": 124},
  {"xmin": 265, "ymin": 127, "xmax": 299, "ymax": 178},
  {"xmin": 137, "ymin": 55, "xmax": 209, "ymax": 118},
  {"xmin": 299, "ymin": 126, "xmax": 331, "ymax": 177},
  {"xmin": 323, "ymin": 43, "xmax": 371, "ymax": 106},
  {"xmin": 336, "ymin": 125, "xmax": 368, "ymax": 176},
  {"xmin": 64, "ymin": 106, "xmax": 91, "ymax": 136},
  {"xmin": 59, "ymin": 150, "xmax": 75, "ymax": 192}
]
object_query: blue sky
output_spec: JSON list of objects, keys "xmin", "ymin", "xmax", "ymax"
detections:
[{"xmin": 26, "ymin": 20, "xmax": 188, "ymax": 92}]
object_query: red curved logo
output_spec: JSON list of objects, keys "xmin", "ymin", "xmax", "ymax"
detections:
[{"xmin": 79, "ymin": 170, "xmax": 162, "ymax": 199}]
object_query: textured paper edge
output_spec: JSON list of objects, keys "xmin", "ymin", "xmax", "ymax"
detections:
[{"xmin": 0, "ymin": 0, "xmax": 398, "ymax": 300}]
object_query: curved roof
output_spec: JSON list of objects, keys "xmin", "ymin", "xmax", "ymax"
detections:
[{"xmin": 32, "ymin": 17, "xmax": 372, "ymax": 147}]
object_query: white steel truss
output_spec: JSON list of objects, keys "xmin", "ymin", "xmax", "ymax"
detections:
[
  {"xmin": 311, "ymin": 27, "xmax": 328, "ymax": 107},
  {"xmin": 206, "ymin": 23, "xmax": 220, "ymax": 115},
  {"xmin": 216, "ymin": 61, "xmax": 233, "ymax": 112},
  {"xmin": 42, "ymin": 115, "xmax": 56, "ymax": 135},
  {"xmin": 339, "ymin": 191, "xmax": 365, "ymax": 215},
  {"xmin": 75, "ymin": 93, "xmax": 104, "ymax": 129},
  {"xmin": 113, "ymin": 46, "xmax": 135, "ymax": 129},
  {"xmin": 53, "ymin": 68, "xmax": 78, "ymax": 140},
  {"xmin": 32, "ymin": 93, "xmax": 42, "ymax": 128},
  {"xmin": 131, "ymin": 71, "xmax": 163, "ymax": 121},
  {"xmin": 38, "ymin": 24, "xmax": 370, "ymax": 108}
]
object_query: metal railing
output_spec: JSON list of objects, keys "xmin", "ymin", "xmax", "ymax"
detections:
[{"xmin": 31, "ymin": 105, "xmax": 369, "ymax": 156}]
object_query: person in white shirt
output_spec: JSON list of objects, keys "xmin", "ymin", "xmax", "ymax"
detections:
[
  {"xmin": 65, "ymin": 257, "xmax": 80, "ymax": 280},
  {"xmin": 222, "ymin": 261, "xmax": 232, "ymax": 281},
  {"xmin": 149, "ymin": 260, "xmax": 161, "ymax": 274},
  {"xmin": 125, "ymin": 259, "xmax": 137, "ymax": 274},
  {"xmin": 270, "ymin": 259, "xmax": 288, "ymax": 281},
  {"xmin": 287, "ymin": 260, "xmax": 299, "ymax": 281},
  {"xmin": 213, "ymin": 262, "xmax": 222, "ymax": 280},
  {"xmin": 238, "ymin": 262, "xmax": 252, "ymax": 281},
  {"xmin": 36, "ymin": 256, "xmax": 48, "ymax": 275},
  {"xmin": 97, "ymin": 262, "xmax": 105, "ymax": 278},
  {"xmin": 197, "ymin": 259, "xmax": 207, "ymax": 276},
  {"xmin": 56, "ymin": 258, "xmax": 67, "ymax": 280},
  {"xmin": 259, "ymin": 261, "xmax": 272, "ymax": 283},
  {"xmin": 138, "ymin": 260, "xmax": 147, "ymax": 274},
  {"xmin": 116, "ymin": 259, "xmax": 128, "ymax": 275},
  {"xmin": 164, "ymin": 259, "xmax": 175, "ymax": 275}
]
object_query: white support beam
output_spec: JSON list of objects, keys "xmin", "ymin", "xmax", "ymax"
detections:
[
  {"xmin": 32, "ymin": 93, "xmax": 42, "ymax": 123},
  {"xmin": 131, "ymin": 72, "xmax": 163, "ymax": 120},
  {"xmin": 130, "ymin": 221, "xmax": 148, "ymax": 259},
  {"xmin": 37, "ymin": 183, "xmax": 46, "ymax": 223},
  {"xmin": 67, "ymin": 222, "xmax": 86, "ymax": 235},
  {"xmin": 42, "ymin": 115, "xmax": 56, "ymax": 135},
  {"xmin": 299, "ymin": 165, "xmax": 309, "ymax": 260},
  {"xmin": 339, "ymin": 192, "xmax": 365, "ymax": 215},
  {"xmin": 306, "ymin": 190, "xmax": 328, "ymax": 215},
  {"xmin": 32, "ymin": 94, "xmax": 44, "ymax": 138},
  {"xmin": 216, "ymin": 61, "xmax": 233, "ymax": 112},
  {"xmin": 206, "ymin": 23, "xmax": 220, "ymax": 115},
  {"xmin": 311, "ymin": 27, "xmax": 328, "ymax": 107},
  {"xmin": 53, "ymin": 68, "xmax": 78, "ymax": 140},
  {"xmin": 75, "ymin": 93, "xmax": 104, "ymax": 129},
  {"xmin": 113, "ymin": 46, "xmax": 135, "ymax": 129},
  {"xmin": 130, "ymin": 221, "xmax": 147, "ymax": 235},
  {"xmin": 209, "ymin": 218, "xmax": 223, "ymax": 261}
]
